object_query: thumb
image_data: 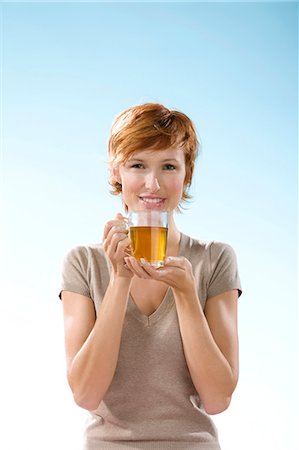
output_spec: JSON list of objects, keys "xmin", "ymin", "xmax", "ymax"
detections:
[
  {"xmin": 115, "ymin": 212, "xmax": 129, "ymax": 228},
  {"xmin": 115, "ymin": 212, "xmax": 125, "ymax": 220},
  {"xmin": 164, "ymin": 256, "xmax": 177, "ymax": 265},
  {"xmin": 164, "ymin": 256, "xmax": 184, "ymax": 266}
]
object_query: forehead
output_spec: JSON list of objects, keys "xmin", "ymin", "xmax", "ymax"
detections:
[{"xmin": 129, "ymin": 147, "xmax": 185, "ymax": 162}]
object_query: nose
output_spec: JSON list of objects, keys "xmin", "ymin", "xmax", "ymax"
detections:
[{"xmin": 145, "ymin": 172, "xmax": 160, "ymax": 193}]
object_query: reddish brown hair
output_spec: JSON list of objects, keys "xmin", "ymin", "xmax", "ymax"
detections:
[{"xmin": 108, "ymin": 103, "xmax": 200, "ymax": 210}]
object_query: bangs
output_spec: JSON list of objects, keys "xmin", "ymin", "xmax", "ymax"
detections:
[{"xmin": 111, "ymin": 113, "xmax": 190, "ymax": 165}]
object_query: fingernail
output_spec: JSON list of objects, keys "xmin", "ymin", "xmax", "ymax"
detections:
[{"xmin": 140, "ymin": 258, "xmax": 147, "ymax": 265}]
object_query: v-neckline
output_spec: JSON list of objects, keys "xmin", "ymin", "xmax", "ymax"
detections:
[{"xmin": 128, "ymin": 232, "xmax": 187, "ymax": 326}]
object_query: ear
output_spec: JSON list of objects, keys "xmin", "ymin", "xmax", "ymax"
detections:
[{"xmin": 112, "ymin": 166, "xmax": 121, "ymax": 184}]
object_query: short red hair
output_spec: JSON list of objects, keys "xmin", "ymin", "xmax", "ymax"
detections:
[{"xmin": 108, "ymin": 103, "xmax": 200, "ymax": 211}]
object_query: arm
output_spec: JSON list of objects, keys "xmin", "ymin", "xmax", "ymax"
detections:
[
  {"xmin": 124, "ymin": 254, "xmax": 239, "ymax": 415},
  {"xmin": 173, "ymin": 286, "xmax": 239, "ymax": 415},
  {"xmin": 62, "ymin": 276, "xmax": 132, "ymax": 411},
  {"xmin": 61, "ymin": 213, "xmax": 133, "ymax": 411}
]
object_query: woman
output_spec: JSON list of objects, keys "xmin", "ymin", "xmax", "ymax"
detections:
[{"xmin": 59, "ymin": 103, "xmax": 242, "ymax": 450}]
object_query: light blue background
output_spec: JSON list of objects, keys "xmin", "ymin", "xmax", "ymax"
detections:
[{"xmin": 1, "ymin": 2, "xmax": 298, "ymax": 450}]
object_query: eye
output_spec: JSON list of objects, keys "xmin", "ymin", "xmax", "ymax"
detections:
[
  {"xmin": 130, "ymin": 163, "xmax": 144, "ymax": 169},
  {"xmin": 163, "ymin": 164, "xmax": 176, "ymax": 171}
]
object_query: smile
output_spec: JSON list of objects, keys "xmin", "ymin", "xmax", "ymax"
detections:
[
  {"xmin": 140, "ymin": 197, "xmax": 164, "ymax": 204},
  {"xmin": 138, "ymin": 197, "xmax": 166, "ymax": 208}
]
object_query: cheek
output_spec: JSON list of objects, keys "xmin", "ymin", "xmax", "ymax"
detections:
[
  {"xmin": 168, "ymin": 174, "xmax": 185, "ymax": 194},
  {"xmin": 121, "ymin": 174, "xmax": 140, "ymax": 194}
]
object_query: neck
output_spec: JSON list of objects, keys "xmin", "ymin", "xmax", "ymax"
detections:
[{"xmin": 166, "ymin": 212, "xmax": 181, "ymax": 253}]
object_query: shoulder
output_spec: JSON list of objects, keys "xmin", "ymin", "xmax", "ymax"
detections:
[
  {"xmin": 63, "ymin": 242, "xmax": 105, "ymax": 258},
  {"xmin": 209, "ymin": 240, "xmax": 238, "ymax": 264},
  {"xmin": 182, "ymin": 234, "xmax": 239, "ymax": 273},
  {"xmin": 181, "ymin": 233, "xmax": 237, "ymax": 256},
  {"xmin": 62, "ymin": 242, "xmax": 109, "ymax": 268},
  {"xmin": 182, "ymin": 232, "xmax": 211, "ymax": 254}
]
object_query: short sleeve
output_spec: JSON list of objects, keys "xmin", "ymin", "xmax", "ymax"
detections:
[
  {"xmin": 58, "ymin": 246, "xmax": 91, "ymax": 300},
  {"xmin": 207, "ymin": 241, "xmax": 242, "ymax": 299}
]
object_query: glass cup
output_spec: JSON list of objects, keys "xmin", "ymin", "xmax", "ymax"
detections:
[{"xmin": 127, "ymin": 210, "xmax": 168, "ymax": 268}]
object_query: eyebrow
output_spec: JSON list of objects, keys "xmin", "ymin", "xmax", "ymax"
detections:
[{"xmin": 128, "ymin": 157, "xmax": 180, "ymax": 163}]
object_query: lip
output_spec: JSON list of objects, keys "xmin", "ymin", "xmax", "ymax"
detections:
[
  {"xmin": 138, "ymin": 196, "xmax": 166, "ymax": 209},
  {"xmin": 139, "ymin": 196, "xmax": 165, "ymax": 200}
]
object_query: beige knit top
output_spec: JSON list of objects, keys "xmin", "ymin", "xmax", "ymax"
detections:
[{"xmin": 59, "ymin": 232, "xmax": 242, "ymax": 449}]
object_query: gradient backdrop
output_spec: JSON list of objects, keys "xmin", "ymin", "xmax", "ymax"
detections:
[{"xmin": 1, "ymin": 2, "xmax": 298, "ymax": 450}]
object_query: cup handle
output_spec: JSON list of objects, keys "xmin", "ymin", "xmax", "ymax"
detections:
[{"xmin": 124, "ymin": 216, "xmax": 131, "ymax": 230}]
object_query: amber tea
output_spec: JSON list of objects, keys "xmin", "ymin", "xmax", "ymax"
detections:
[
  {"xmin": 128, "ymin": 211, "xmax": 168, "ymax": 268},
  {"xmin": 129, "ymin": 226, "xmax": 168, "ymax": 267}
]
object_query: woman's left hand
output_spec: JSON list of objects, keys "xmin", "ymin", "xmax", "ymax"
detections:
[{"xmin": 124, "ymin": 255, "xmax": 196, "ymax": 295}]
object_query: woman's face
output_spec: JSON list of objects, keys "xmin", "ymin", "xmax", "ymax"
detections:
[{"xmin": 114, "ymin": 147, "xmax": 186, "ymax": 212}]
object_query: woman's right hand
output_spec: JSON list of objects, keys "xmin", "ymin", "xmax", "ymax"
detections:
[{"xmin": 102, "ymin": 212, "xmax": 134, "ymax": 279}]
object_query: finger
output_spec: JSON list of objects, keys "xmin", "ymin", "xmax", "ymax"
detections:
[
  {"xmin": 115, "ymin": 211, "xmax": 125, "ymax": 220},
  {"xmin": 164, "ymin": 256, "xmax": 187, "ymax": 269},
  {"xmin": 102, "ymin": 213, "xmax": 128, "ymax": 242},
  {"xmin": 102, "ymin": 219, "xmax": 122, "ymax": 241},
  {"xmin": 115, "ymin": 212, "xmax": 130, "ymax": 230},
  {"xmin": 124, "ymin": 246, "xmax": 133, "ymax": 257},
  {"xmin": 114, "ymin": 236, "xmax": 131, "ymax": 259},
  {"xmin": 115, "ymin": 212, "xmax": 129, "ymax": 228},
  {"xmin": 103, "ymin": 230, "xmax": 123, "ymax": 253},
  {"xmin": 139, "ymin": 258, "xmax": 167, "ymax": 279},
  {"xmin": 124, "ymin": 257, "xmax": 138, "ymax": 276},
  {"xmin": 123, "ymin": 258, "xmax": 133, "ymax": 272},
  {"xmin": 109, "ymin": 234, "xmax": 130, "ymax": 256},
  {"xmin": 104, "ymin": 229, "xmax": 128, "ymax": 255},
  {"xmin": 125, "ymin": 257, "xmax": 151, "ymax": 279},
  {"xmin": 105, "ymin": 224, "xmax": 128, "ymax": 244},
  {"xmin": 103, "ymin": 220, "xmax": 128, "ymax": 243}
]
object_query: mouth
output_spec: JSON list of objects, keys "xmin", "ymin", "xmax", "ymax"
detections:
[{"xmin": 138, "ymin": 196, "xmax": 166, "ymax": 208}]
